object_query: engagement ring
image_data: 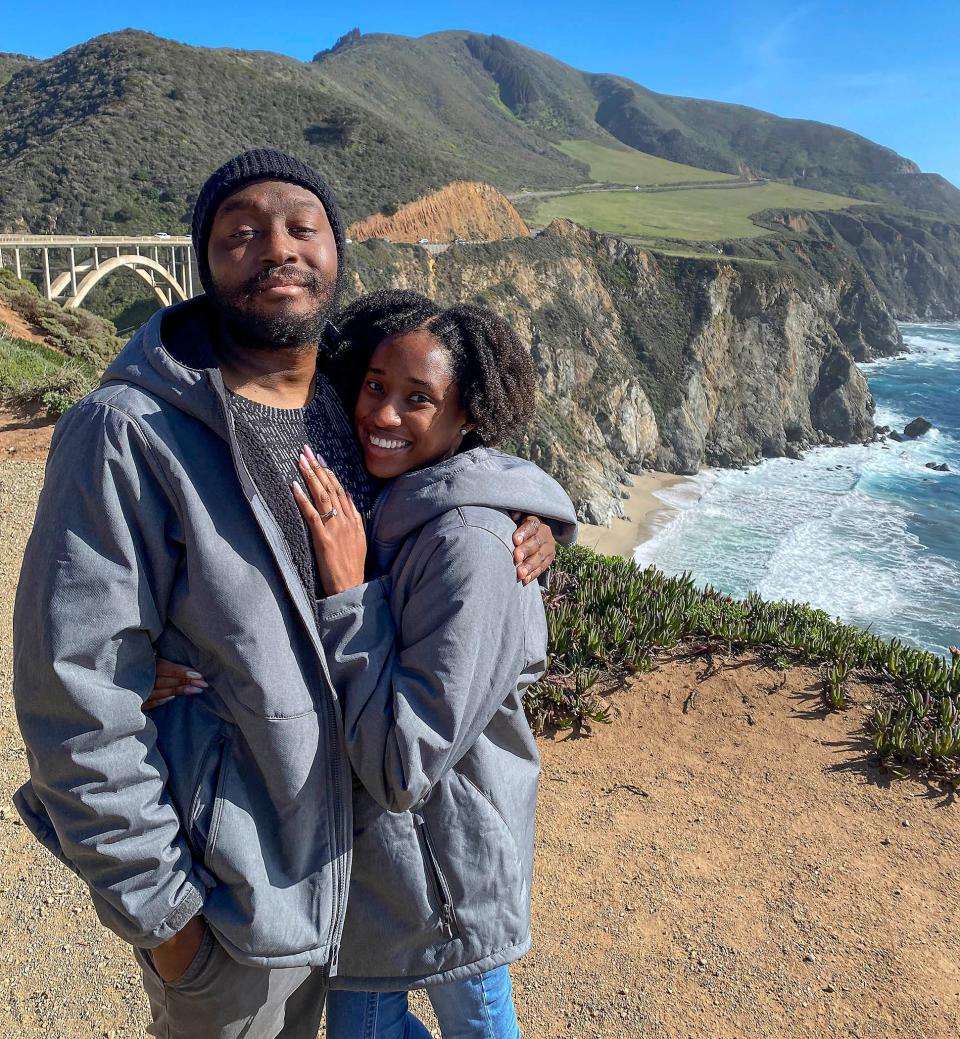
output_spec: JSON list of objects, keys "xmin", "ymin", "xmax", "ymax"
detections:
[{"xmin": 320, "ymin": 508, "xmax": 338, "ymax": 520}]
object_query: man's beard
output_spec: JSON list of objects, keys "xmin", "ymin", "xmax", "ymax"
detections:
[{"xmin": 211, "ymin": 264, "xmax": 338, "ymax": 350}]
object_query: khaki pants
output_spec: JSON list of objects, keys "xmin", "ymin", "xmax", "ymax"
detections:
[{"xmin": 134, "ymin": 926, "xmax": 328, "ymax": 1039}]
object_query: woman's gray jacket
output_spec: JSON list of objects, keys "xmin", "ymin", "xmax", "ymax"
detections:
[{"xmin": 318, "ymin": 448, "xmax": 577, "ymax": 989}]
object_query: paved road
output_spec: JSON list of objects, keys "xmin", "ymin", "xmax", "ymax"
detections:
[{"xmin": 508, "ymin": 178, "xmax": 765, "ymax": 203}]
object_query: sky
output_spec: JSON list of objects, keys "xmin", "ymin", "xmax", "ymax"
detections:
[{"xmin": 3, "ymin": 0, "xmax": 959, "ymax": 186}]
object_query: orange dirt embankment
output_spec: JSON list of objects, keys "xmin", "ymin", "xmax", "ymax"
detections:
[
  {"xmin": 348, "ymin": 181, "xmax": 530, "ymax": 244},
  {"xmin": 0, "ymin": 301, "xmax": 46, "ymax": 345}
]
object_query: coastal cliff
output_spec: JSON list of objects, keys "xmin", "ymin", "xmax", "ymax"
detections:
[
  {"xmin": 742, "ymin": 207, "xmax": 960, "ymax": 327},
  {"xmin": 345, "ymin": 221, "xmax": 884, "ymax": 522}
]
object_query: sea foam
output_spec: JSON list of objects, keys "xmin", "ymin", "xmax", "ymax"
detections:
[{"xmin": 633, "ymin": 324, "xmax": 960, "ymax": 656}]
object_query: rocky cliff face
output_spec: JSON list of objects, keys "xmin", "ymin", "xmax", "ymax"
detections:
[
  {"xmin": 745, "ymin": 208, "xmax": 960, "ymax": 325},
  {"xmin": 347, "ymin": 181, "xmax": 529, "ymax": 244},
  {"xmin": 344, "ymin": 221, "xmax": 883, "ymax": 522}
]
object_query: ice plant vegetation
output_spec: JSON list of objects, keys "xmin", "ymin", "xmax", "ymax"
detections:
[{"xmin": 532, "ymin": 546, "xmax": 960, "ymax": 784}]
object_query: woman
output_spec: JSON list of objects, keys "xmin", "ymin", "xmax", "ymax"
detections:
[{"xmin": 153, "ymin": 290, "xmax": 577, "ymax": 1037}]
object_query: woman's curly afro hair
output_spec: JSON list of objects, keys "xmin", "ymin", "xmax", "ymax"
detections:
[{"xmin": 322, "ymin": 289, "xmax": 536, "ymax": 447}]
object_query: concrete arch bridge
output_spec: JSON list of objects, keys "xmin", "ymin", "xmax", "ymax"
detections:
[{"xmin": 0, "ymin": 235, "xmax": 197, "ymax": 309}]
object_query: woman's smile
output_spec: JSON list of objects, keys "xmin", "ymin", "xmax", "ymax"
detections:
[{"xmin": 365, "ymin": 430, "xmax": 414, "ymax": 453}]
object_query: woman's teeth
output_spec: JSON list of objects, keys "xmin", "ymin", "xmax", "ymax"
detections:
[{"xmin": 369, "ymin": 434, "xmax": 409, "ymax": 450}]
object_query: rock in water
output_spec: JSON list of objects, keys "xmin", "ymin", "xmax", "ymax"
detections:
[{"xmin": 904, "ymin": 417, "xmax": 933, "ymax": 437}]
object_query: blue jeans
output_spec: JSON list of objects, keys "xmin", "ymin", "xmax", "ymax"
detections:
[{"xmin": 326, "ymin": 966, "xmax": 521, "ymax": 1039}]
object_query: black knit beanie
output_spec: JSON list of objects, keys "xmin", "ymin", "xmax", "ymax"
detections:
[{"xmin": 191, "ymin": 148, "xmax": 346, "ymax": 297}]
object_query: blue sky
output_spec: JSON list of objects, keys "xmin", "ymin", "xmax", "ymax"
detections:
[{"xmin": 5, "ymin": 0, "xmax": 959, "ymax": 186}]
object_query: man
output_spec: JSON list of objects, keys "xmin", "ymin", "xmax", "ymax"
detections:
[{"xmin": 12, "ymin": 149, "xmax": 555, "ymax": 1038}]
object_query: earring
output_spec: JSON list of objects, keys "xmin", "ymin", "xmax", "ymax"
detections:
[{"xmin": 460, "ymin": 428, "xmax": 469, "ymax": 436}]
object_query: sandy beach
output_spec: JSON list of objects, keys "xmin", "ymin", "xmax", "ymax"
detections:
[{"xmin": 578, "ymin": 471, "xmax": 691, "ymax": 560}]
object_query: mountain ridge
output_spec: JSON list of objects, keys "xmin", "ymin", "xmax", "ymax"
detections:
[{"xmin": 1, "ymin": 27, "xmax": 958, "ymax": 234}]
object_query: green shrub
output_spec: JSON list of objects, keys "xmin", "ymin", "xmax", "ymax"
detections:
[
  {"xmin": 533, "ymin": 545, "xmax": 959, "ymax": 785},
  {"xmin": 0, "ymin": 329, "xmax": 96, "ymax": 411}
]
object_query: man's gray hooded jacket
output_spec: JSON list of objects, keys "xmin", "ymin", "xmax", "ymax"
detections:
[
  {"xmin": 317, "ymin": 448, "xmax": 577, "ymax": 989},
  {"xmin": 13, "ymin": 299, "xmax": 355, "ymax": 968}
]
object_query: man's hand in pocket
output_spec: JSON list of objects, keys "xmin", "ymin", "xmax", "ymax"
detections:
[{"xmin": 151, "ymin": 916, "xmax": 207, "ymax": 983}]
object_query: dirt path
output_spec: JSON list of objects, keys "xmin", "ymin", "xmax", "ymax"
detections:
[
  {"xmin": 508, "ymin": 178, "xmax": 763, "ymax": 202},
  {"xmin": 1, "ymin": 460, "xmax": 957, "ymax": 1037}
]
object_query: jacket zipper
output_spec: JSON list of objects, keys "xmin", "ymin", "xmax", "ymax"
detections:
[
  {"xmin": 211, "ymin": 375, "xmax": 351, "ymax": 970},
  {"xmin": 188, "ymin": 735, "xmax": 224, "ymax": 849},
  {"xmin": 415, "ymin": 815, "xmax": 460, "ymax": 939}
]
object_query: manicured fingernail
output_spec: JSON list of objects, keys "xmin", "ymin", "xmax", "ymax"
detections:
[
  {"xmin": 185, "ymin": 686, "xmax": 206, "ymax": 695},
  {"xmin": 299, "ymin": 452, "xmax": 310, "ymax": 468},
  {"xmin": 291, "ymin": 481, "xmax": 305, "ymax": 496},
  {"xmin": 186, "ymin": 671, "xmax": 204, "ymax": 680},
  {"xmin": 515, "ymin": 533, "xmax": 524, "ymax": 543},
  {"xmin": 304, "ymin": 444, "xmax": 328, "ymax": 467}
]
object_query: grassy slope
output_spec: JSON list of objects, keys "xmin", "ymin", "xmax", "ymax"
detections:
[
  {"xmin": 0, "ymin": 270, "xmax": 120, "ymax": 412},
  {"xmin": 313, "ymin": 32, "xmax": 588, "ymax": 193},
  {"xmin": 533, "ymin": 182, "xmax": 863, "ymax": 240},
  {"xmin": 556, "ymin": 139, "xmax": 737, "ymax": 185}
]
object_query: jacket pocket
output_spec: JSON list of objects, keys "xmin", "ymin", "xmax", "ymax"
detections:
[
  {"xmin": 414, "ymin": 814, "xmax": 460, "ymax": 941},
  {"xmin": 151, "ymin": 924, "xmax": 219, "ymax": 991},
  {"xmin": 458, "ymin": 773, "xmax": 524, "ymax": 873},
  {"xmin": 187, "ymin": 735, "xmax": 229, "ymax": 860}
]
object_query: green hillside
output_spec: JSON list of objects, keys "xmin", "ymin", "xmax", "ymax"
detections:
[
  {"xmin": 0, "ymin": 53, "xmax": 35, "ymax": 88},
  {"xmin": 0, "ymin": 32, "xmax": 480, "ymax": 232},
  {"xmin": 532, "ymin": 182, "xmax": 863, "ymax": 240},
  {"xmin": 554, "ymin": 139, "xmax": 737, "ymax": 185},
  {"xmin": 1, "ymin": 27, "xmax": 959, "ymax": 238},
  {"xmin": 316, "ymin": 31, "xmax": 960, "ymax": 219}
]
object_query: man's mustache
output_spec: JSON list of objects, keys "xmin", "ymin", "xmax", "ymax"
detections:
[{"xmin": 242, "ymin": 265, "xmax": 325, "ymax": 297}]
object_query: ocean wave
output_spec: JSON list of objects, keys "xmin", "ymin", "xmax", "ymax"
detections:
[
  {"xmin": 635, "ymin": 437, "xmax": 960, "ymax": 654},
  {"xmin": 631, "ymin": 323, "xmax": 960, "ymax": 654}
]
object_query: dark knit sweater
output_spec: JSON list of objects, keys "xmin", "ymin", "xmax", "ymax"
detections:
[{"xmin": 228, "ymin": 373, "xmax": 376, "ymax": 603}]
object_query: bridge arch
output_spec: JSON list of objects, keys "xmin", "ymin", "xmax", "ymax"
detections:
[{"xmin": 57, "ymin": 255, "xmax": 189, "ymax": 310}]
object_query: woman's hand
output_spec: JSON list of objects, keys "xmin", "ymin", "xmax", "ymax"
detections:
[
  {"xmin": 512, "ymin": 515, "xmax": 557, "ymax": 584},
  {"xmin": 292, "ymin": 445, "xmax": 368, "ymax": 597},
  {"xmin": 144, "ymin": 659, "xmax": 208, "ymax": 711}
]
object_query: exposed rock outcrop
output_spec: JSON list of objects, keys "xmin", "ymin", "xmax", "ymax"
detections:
[
  {"xmin": 345, "ymin": 221, "xmax": 881, "ymax": 522},
  {"xmin": 347, "ymin": 181, "xmax": 529, "ymax": 244},
  {"xmin": 749, "ymin": 208, "xmax": 960, "ymax": 324},
  {"xmin": 904, "ymin": 416, "xmax": 933, "ymax": 437}
]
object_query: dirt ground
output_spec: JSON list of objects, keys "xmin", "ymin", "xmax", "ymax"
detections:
[
  {"xmin": 1, "ymin": 458, "xmax": 958, "ymax": 1038},
  {"xmin": 0, "ymin": 405, "xmax": 56, "ymax": 462}
]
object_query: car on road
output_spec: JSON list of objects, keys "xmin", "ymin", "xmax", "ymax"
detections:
[
  {"xmin": 454, "ymin": 237, "xmax": 467, "ymax": 244},
  {"xmin": 417, "ymin": 238, "xmax": 430, "ymax": 244}
]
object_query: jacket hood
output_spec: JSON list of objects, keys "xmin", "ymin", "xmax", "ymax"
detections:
[
  {"xmin": 370, "ymin": 448, "xmax": 578, "ymax": 548},
  {"xmin": 101, "ymin": 296, "xmax": 227, "ymax": 434}
]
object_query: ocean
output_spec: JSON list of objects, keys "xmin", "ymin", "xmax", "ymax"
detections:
[{"xmin": 634, "ymin": 324, "xmax": 960, "ymax": 657}]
